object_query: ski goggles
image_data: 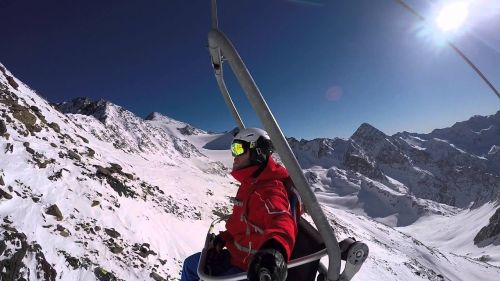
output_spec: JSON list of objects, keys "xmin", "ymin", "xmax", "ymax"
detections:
[{"xmin": 231, "ymin": 141, "xmax": 248, "ymax": 157}]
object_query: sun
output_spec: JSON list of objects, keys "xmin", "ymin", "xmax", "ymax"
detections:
[{"xmin": 435, "ymin": 1, "xmax": 470, "ymax": 32}]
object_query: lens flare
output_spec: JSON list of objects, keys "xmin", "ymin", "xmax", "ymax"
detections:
[
  {"xmin": 325, "ymin": 86, "xmax": 343, "ymax": 101},
  {"xmin": 435, "ymin": 1, "xmax": 470, "ymax": 32}
]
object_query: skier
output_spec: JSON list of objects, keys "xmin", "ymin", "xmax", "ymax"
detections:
[{"xmin": 181, "ymin": 128, "xmax": 298, "ymax": 281}]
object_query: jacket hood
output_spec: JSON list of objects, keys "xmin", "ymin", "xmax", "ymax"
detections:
[{"xmin": 231, "ymin": 157, "xmax": 289, "ymax": 184}]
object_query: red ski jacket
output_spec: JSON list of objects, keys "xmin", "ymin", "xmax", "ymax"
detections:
[{"xmin": 220, "ymin": 157, "xmax": 298, "ymax": 270}]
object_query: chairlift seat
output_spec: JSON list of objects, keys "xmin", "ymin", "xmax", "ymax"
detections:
[{"xmin": 287, "ymin": 217, "xmax": 325, "ymax": 281}]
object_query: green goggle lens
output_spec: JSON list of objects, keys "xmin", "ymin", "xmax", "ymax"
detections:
[{"xmin": 231, "ymin": 142, "xmax": 246, "ymax": 157}]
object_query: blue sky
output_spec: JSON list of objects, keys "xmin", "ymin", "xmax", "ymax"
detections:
[{"xmin": 0, "ymin": 0, "xmax": 498, "ymax": 139}]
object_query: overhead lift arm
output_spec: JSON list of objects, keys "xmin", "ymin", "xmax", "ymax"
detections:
[{"xmin": 203, "ymin": 1, "xmax": 368, "ymax": 280}]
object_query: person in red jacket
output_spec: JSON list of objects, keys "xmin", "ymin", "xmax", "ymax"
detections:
[{"xmin": 181, "ymin": 128, "xmax": 297, "ymax": 281}]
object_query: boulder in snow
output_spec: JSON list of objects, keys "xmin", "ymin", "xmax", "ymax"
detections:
[{"xmin": 45, "ymin": 204, "xmax": 64, "ymax": 221}]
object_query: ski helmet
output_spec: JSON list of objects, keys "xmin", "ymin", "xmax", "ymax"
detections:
[{"xmin": 232, "ymin": 128, "xmax": 274, "ymax": 164}]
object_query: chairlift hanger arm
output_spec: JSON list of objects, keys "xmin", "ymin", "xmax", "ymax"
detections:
[
  {"xmin": 208, "ymin": 2, "xmax": 245, "ymax": 129},
  {"xmin": 207, "ymin": 1, "xmax": 342, "ymax": 280}
]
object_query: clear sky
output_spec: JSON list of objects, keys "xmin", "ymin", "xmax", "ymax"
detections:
[{"xmin": 0, "ymin": 0, "xmax": 498, "ymax": 139}]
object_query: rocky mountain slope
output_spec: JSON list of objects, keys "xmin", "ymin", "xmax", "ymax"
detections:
[
  {"xmin": 403, "ymin": 111, "xmax": 500, "ymax": 157},
  {"xmin": 289, "ymin": 116, "xmax": 500, "ymax": 223},
  {"xmin": 287, "ymin": 110, "xmax": 500, "ymax": 267},
  {"xmin": 1, "ymin": 62, "xmax": 499, "ymax": 280},
  {"xmin": 0, "ymin": 63, "xmax": 233, "ymax": 280}
]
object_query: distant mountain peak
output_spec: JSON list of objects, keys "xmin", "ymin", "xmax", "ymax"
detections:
[
  {"xmin": 144, "ymin": 111, "xmax": 176, "ymax": 122},
  {"xmin": 145, "ymin": 112, "xmax": 163, "ymax": 121},
  {"xmin": 351, "ymin": 122, "xmax": 387, "ymax": 142},
  {"xmin": 145, "ymin": 111, "xmax": 207, "ymax": 136},
  {"xmin": 422, "ymin": 110, "xmax": 500, "ymax": 157},
  {"xmin": 52, "ymin": 97, "xmax": 116, "ymax": 122},
  {"xmin": 145, "ymin": 111, "xmax": 185, "ymax": 126},
  {"xmin": 489, "ymin": 145, "xmax": 500, "ymax": 155}
]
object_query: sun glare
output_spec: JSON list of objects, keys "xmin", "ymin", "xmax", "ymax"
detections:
[{"xmin": 435, "ymin": 1, "xmax": 470, "ymax": 32}]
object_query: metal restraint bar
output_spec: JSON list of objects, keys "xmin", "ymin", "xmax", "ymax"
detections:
[{"xmin": 197, "ymin": 223, "xmax": 329, "ymax": 281}]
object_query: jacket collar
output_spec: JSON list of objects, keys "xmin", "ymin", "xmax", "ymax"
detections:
[{"xmin": 230, "ymin": 157, "xmax": 289, "ymax": 184}]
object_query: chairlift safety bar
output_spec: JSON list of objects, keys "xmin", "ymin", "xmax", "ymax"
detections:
[{"xmin": 197, "ymin": 228, "xmax": 329, "ymax": 281}]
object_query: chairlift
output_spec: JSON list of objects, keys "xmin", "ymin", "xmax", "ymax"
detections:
[{"xmin": 198, "ymin": 1, "xmax": 369, "ymax": 280}]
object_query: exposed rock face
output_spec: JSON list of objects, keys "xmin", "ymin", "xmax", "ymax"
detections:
[
  {"xmin": 57, "ymin": 225, "xmax": 70, "ymax": 237},
  {"xmin": 94, "ymin": 267, "xmax": 117, "ymax": 281},
  {"xmin": 0, "ymin": 119, "xmax": 6, "ymax": 135},
  {"xmin": 53, "ymin": 98, "xmax": 204, "ymax": 158},
  {"xmin": 48, "ymin": 122, "xmax": 60, "ymax": 133},
  {"xmin": 0, "ymin": 188, "xmax": 13, "ymax": 199},
  {"xmin": 109, "ymin": 245, "xmax": 124, "ymax": 254},
  {"xmin": 53, "ymin": 97, "xmax": 109, "ymax": 121},
  {"xmin": 427, "ymin": 111, "xmax": 500, "ymax": 156},
  {"xmin": 150, "ymin": 271, "xmax": 168, "ymax": 281},
  {"xmin": 0, "ymin": 230, "xmax": 30, "ymax": 281},
  {"xmin": 178, "ymin": 124, "xmax": 201, "ymax": 136},
  {"xmin": 287, "ymin": 137, "xmax": 348, "ymax": 169},
  {"xmin": 45, "ymin": 205, "xmax": 64, "ymax": 221},
  {"xmin": 67, "ymin": 150, "xmax": 81, "ymax": 161},
  {"xmin": 474, "ymin": 207, "xmax": 500, "ymax": 247},
  {"xmin": 351, "ymin": 123, "xmax": 387, "ymax": 146},
  {"xmin": 104, "ymin": 228, "xmax": 121, "ymax": 239},
  {"xmin": 0, "ymin": 227, "xmax": 57, "ymax": 281},
  {"xmin": 0, "ymin": 65, "xmax": 19, "ymax": 89},
  {"xmin": 351, "ymin": 123, "xmax": 409, "ymax": 166},
  {"xmin": 343, "ymin": 147, "xmax": 385, "ymax": 181},
  {"xmin": 133, "ymin": 243, "xmax": 157, "ymax": 258},
  {"xmin": 95, "ymin": 165, "xmax": 136, "ymax": 197},
  {"xmin": 12, "ymin": 105, "xmax": 38, "ymax": 132}
]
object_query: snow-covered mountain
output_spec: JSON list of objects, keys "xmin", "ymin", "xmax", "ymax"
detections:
[
  {"xmin": 403, "ymin": 112, "xmax": 500, "ymax": 157},
  {"xmin": 52, "ymin": 97, "xmax": 205, "ymax": 160},
  {"xmin": 289, "ymin": 119, "xmax": 500, "ymax": 220},
  {"xmin": 1, "ymin": 62, "xmax": 499, "ymax": 281},
  {"xmin": 0, "ymin": 63, "xmax": 233, "ymax": 281}
]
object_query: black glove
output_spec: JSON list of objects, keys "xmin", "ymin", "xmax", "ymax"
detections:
[
  {"xmin": 209, "ymin": 234, "xmax": 226, "ymax": 252},
  {"xmin": 247, "ymin": 248, "xmax": 287, "ymax": 281},
  {"xmin": 206, "ymin": 234, "xmax": 226, "ymax": 275}
]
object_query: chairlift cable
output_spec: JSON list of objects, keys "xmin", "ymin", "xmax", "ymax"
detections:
[{"xmin": 394, "ymin": 0, "xmax": 500, "ymax": 99}]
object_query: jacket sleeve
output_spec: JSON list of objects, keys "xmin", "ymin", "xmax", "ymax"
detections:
[{"xmin": 251, "ymin": 181, "xmax": 296, "ymax": 260}]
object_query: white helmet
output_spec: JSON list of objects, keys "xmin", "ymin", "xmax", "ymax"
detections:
[
  {"xmin": 232, "ymin": 128, "xmax": 274, "ymax": 163},
  {"xmin": 233, "ymin": 128, "xmax": 270, "ymax": 143}
]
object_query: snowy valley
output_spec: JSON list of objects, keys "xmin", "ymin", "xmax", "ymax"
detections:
[{"xmin": 0, "ymin": 62, "xmax": 499, "ymax": 281}]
